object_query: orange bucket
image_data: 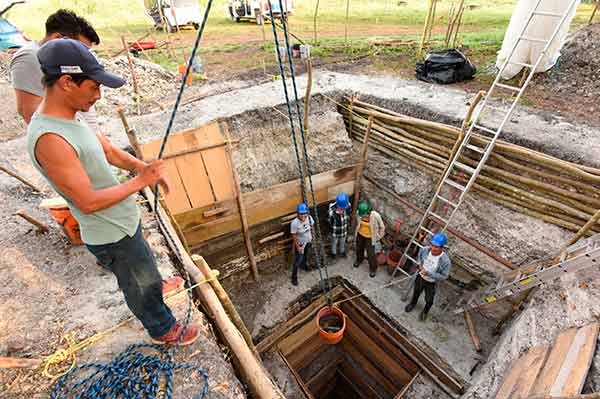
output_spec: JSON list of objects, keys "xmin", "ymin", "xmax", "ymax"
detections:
[
  {"xmin": 316, "ymin": 306, "xmax": 346, "ymax": 345},
  {"xmin": 48, "ymin": 207, "xmax": 83, "ymax": 245}
]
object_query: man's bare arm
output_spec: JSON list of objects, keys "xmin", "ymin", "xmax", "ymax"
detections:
[
  {"xmin": 14, "ymin": 89, "xmax": 41, "ymax": 124},
  {"xmin": 35, "ymin": 133, "xmax": 165, "ymax": 214},
  {"xmin": 96, "ymin": 133, "xmax": 171, "ymax": 195}
]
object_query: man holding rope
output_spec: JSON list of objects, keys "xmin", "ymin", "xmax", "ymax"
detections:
[{"xmin": 27, "ymin": 38, "xmax": 200, "ymax": 345}]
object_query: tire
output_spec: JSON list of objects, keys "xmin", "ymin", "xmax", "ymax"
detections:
[{"xmin": 192, "ymin": 23, "xmax": 200, "ymax": 30}]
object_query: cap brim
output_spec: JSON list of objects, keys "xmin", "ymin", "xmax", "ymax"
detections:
[{"xmin": 89, "ymin": 70, "xmax": 126, "ymax": 88}]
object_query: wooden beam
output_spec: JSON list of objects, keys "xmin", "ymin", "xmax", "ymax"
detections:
[
  {"xmin": 464, "ymin": 311, "xmax": 482, "ymax": 352},
  {"xmin": 14, "ymin": 210, "xmax": 49, "ymax": 234},
  {"xmin": 495, "ymin": 346, "xmax": 550, "ymax": 399},
  {"xmin": 117, "ymin": 107, "xmax": 142, "ymax": 158},
  {"xmin": 222, "ymin": 124, "xmax": 258, "ymax": 281},
  {"xmin": 256, "ymin": 285, "xmax": 345, "ymax": 354},
  {"xmin": 351, "ymin": 116, "xmax": 373, "ymax": 225},
  {"xmin": 203, "ymin": 207, "xmax": 229, "ymax": 218},
  {"xmin": 120, "ymin": 36, "xmax": 140, "ymax": 114},
  {"xmin": 175, "ymin": 166, "xmax": 357, "ymax": 247},
  {"xmin": 143, "ymin": 188, "xmax": 284, "ymax": 398},
  {"xmin": 162, "ymin": 140, "xmax": 240, "ymax": 161},
  {"xmin": 259, "ymin": 232, "xmax": 285, "ymax": 245}
]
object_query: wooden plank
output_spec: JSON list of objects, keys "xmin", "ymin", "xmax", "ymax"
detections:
[
  {"xmin": 139, "ymin": 123, "xmax": 221, "ymax": 159},
  {"xmin": 200, "ymin": 123, "xmax": 234, "ymax": 201},
  {"xmin": 339, "ymin": 293, "xmax": 463, "ymax": 395},
  {"xmin": 285, "ymin": 331, "xmax": 329, "ymax": 372},
  {"xmin": 171, "ymin": 130, "xmax": 215, "ymax": 209},
  {"xmin": 551, "ymin": 322, "xmax": 599, "ymax": 396},
  {"xmin": 495, "ymin": 346, "xmax": 550, "ymax": 399},
  {"xmin": 175, "ymin": 166, "xmax": 357, "ymax": 247},
  {"xmin": 339, "ymin": 299, "xmax": 420, "ymax": 375},
  {"xmin": 395, "ymin": 370, "xmax": 422, "ymax": 399},
  {"xmin": 256, "ymin": 286, "xmax": 345, "ymax": 354},
  {"xmin": 345, "ymin": 317, "xmax": 413, "ymax": 385},
  {"xmin": 140, "ymin": 137, "xmax": 192, "ymax": 214},
  {"xmin": 278, "ymin": 350, "xmax": 315, "ymax": 399},
  {"xmin": 306, "ymin": 358, "xmax": 341, "ymax": 394},
  {"xmin": 278, "ymin": 320, "xmax": 319, "ymax": 357},
  {"xmin": 339, "ymin": 358, "xmax": 384, "ymax": 399},
  {"xmin": 530, "ymin": 328, "xmax": 578, "ymax": 396},
  {"xmin": 342, "ymin": 334, "xmax": 401, "ymax": 395}
]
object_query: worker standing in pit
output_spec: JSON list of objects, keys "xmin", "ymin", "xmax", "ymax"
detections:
[
  {"xmin": 353, "ymin": 200, "xmax": 386, "ymax": 278},
  {"xmin": 328, "ymin": 193, "xmax": 351, "ymax": 258},
  {"xmin": 404, "ymin": 233, "xmax": 451, "ymax": 321},
  {"xmin": 290, "ymin": 203, "xmax": 314, "ymax": 286},
  {"xmin": 27, "ymin": 39, "xmax": 200, "ymax": 345}
]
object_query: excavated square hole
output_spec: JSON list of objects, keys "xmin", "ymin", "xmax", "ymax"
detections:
[{"xmin": 261, "ymin": 282, "xmax": 460, "ymax": 398}]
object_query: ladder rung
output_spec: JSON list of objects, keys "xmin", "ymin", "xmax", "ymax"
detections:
[
  {"xmin": 473, "ymin": 124, "xmax": 497, "ymax": 135},
  {"xmin": 429, "ymin": 212, "xmax": 449, "ymax": 224},
  {"xmin": 519, "ymin": 36, "xmax": 548, "ymax": 44},
  {"xmin": 454, "ymin": 161, "xmax": 475, "ymax": 174},
  {"xmin": 483, "ymin": 104, "xmax": 506, "ymax": 112},
  {"xmin": 495, "ymin": 83, "xmax": 521, "ymax": 92},
  {"xmin": 420, "ymin": 226, "xmax": 435, "ymax": 236},
  {"xmin": 495, "ymin": 277, "xmax": 505, "ymax": 290},
  {"xmin": 508, "ymin": 60, "xmax": 534, "ymax": 68},
  {"xmin": 404, "ymin": 254, "xmax": 418, "ymax": 265},
  {"xmin": 444, "ymin": 179, "xmax": 466, "ymax": 192},
  {"xmin": 512, "ymin": 273, "xmax": 524, "ymax": 283},
  {"xmin": 533, "ymin": 11, "xmax": 563, "ymax": 17},
  {"xmin": 412, "ymin": 241, "xmax": 424, "ymax": 249},
  {"xmin": 437, "ymin": 196, "xmax": 458, "ymax": 208},
  {"xmin": 466, "ymin": 144, "xmax": 486, "ymax": 153}
]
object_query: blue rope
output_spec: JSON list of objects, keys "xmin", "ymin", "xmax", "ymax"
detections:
[
  {"xmin": 49, "ymin": 2, "xmax": 214, "ymax": 398},
  {"xmin": 268, "ymin": 6, "xmax": 332, "ymax": 300}
]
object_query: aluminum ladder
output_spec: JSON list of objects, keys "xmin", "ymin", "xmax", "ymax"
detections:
[
  {"xmin": 391, "ymin": 0, "xmax": 579, "ymax": 278},
  {"xmin": 455, "ymin": 233, "xmax": 600, "ymax": 313}
]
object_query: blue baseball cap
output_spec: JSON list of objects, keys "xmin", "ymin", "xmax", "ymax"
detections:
[{"xmin": 38, "ymin": 38, "xmax": 125, "ymax": 88}]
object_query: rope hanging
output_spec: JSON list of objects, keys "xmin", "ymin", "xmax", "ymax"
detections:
[
  {"xmin": 49, "ymin": 2, "xmax": 215, "ymax": 398},
  {"xmin": 268, "ymin": 2, "xmax": 332, "ymax": 302}
]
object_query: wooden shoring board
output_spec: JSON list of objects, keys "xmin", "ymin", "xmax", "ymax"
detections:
[
  {"xmin": 306, "ymin": 357, "xmax": 341, "ymax": 395},
  {"xmin": 338, "ymin": 291, "xmax": 464, "ymax": 395},
  {"xmin": 495, "ymin": 346, "xmax": 550, "ymax": 399},
  {"xmin": 341, "ymin": 333, "xmax": 401, "ymax": 395},
  {"xmin": 339, "ymin": 358, "xmax": 384, "ymax": 399},
  {"xmin": 278, "ymin": 320, "xmax": 319, "ymax": 358},
  {"xmin": 549, "ymin": 322, "xmax": 599, "ymax": 396},
  {"xmin": 344, "ymin": 317, "xmax": 413, "ymax": 386},
  {"xmin": 284, "ymin": 331, "xmax": 329, "ymax": 372},
  {"xmin": 174, "ymin": 166, "xmax": 357, "ymax": 248},
  {"xmin": 139, "ymin": 122, "xmax": 233, "ymax": 215},
  {"xmin": 256, "ymin": 286, "xmax": 345, "ymax": 354},
  {"xmin": 140, "ymin": 138, "xmax": 191, "ymax": 214}
]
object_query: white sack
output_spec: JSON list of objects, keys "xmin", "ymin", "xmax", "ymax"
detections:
[{"xmin": 496, "ymin": 0, "xmax": 580, "ymax": 80}]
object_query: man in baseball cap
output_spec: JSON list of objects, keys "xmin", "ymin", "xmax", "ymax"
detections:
[{"xmin": 27, "ymin": 38, "xmax": 201, "ymax": 346}]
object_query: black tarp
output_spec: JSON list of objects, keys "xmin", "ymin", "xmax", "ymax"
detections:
[{"xmin": 416, "ymin": 49, "xmax": 476, "ymax": 84}]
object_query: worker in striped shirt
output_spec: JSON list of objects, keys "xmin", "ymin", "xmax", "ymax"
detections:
[{"xmin": 328, "ymin": 193, "xmax": 351, "ymax": 258}]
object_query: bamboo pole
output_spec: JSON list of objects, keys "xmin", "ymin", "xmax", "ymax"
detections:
[
  {"xmin": 117, "ymin": 107, "xmax": 142, "ymax": 158},
  {"xmin": 344, "ymin": 0, "xmax": 350, "ymax": 45},
  {"xmin": 120, "ymin": 36, "xmax": 141, "ymax": 115},
  {"xmin": 0, "ymin": 165, "xmax": 42, "ymax": 192},
  {"xmin": 191, "ymin": 254, "xmax": 259, "ymax": 359},
  {"xmin": 562, "ymin": 209, "xmax": 600, "ymax": 252},
  {"xmin": 351, "ymin": 116, "xmax": 373, "ymax": 225},
  {"xmin": 589, "ymin": 0, "xmax": 599, "ymax": 24},
  {"xmin": 419, "ymin": 0, "xmax": 436, "ymax": 56},
  {"xmin": 313, "ymin": 0, "xmax": 320, "ymax": 43},
  {"xmin": 223, "ymin": 125, "xmax": 259, "ymax": 281}
]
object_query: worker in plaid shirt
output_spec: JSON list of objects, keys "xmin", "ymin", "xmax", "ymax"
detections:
[{"xmin": 328, "ymin": 193, "xmax": 351, "ymax": 258}]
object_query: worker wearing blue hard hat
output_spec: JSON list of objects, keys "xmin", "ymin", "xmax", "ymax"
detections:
[
  {"xmin": 328, "ymin": 193, "xmax": 351, "ymax": 259},
  {"xmin": 405, "ymin": 232, "xmax": 452, "ymax": 321},
  {"xmin": 290, "ymin": 202, "xmax": 314, "ymax": 286}
]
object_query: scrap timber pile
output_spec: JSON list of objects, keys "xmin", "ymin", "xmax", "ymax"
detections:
[{"xmin": 340, "ymin": 98, "xmax": 600, "ymax": 233}]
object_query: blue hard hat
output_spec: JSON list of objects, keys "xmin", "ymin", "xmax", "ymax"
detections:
[
  {"xmin": 335, "ymin": 193, "xmax": 350, "ymax": 209},
  {"xmin": 297, "ymin": 203, "xmax": 309, "ymax": 214},
  {"xmin": 430, "ymin": 233, "xmax": 448, "ymax": 247}
]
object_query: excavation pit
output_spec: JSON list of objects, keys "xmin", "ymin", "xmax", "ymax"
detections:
[{"xmin": 257, "ymin": 281, "xmax": 465, "ymax": 398}]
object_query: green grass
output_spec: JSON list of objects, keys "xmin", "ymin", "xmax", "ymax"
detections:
[{"xmin": 3, "ymin": 0, "xmax": 597, "ymax": 74}]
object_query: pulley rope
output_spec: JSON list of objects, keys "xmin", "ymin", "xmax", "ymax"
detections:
[
  {"xmin": 268, "ymin": 5, "xmax": 332, "ymax": 302},
  {"xmin": 49, "ymin": 2, "xmax": 214, "ymax": 398}
]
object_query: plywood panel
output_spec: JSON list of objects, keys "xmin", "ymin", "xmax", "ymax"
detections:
[
  {"xmin": 202, "ymin": 123, "xmax": 234, "ymax": 201},
  {"xmin": 140, "ymin": 139, "xmax": 191, "ymax": 214},
  {"xmin": 495, "ymin": 346, "xmax": 549, "ymax": 399},
  {"xmin": 170, "ymin": 129, "xmax": 215, "ymax": 209},
  {"xmin": 551, "ymin": 322, "xmax": 599, "ymax": 396},
  {"xmin": 530, "ymin": 328, "xmax": 578, "ymax": 396}
]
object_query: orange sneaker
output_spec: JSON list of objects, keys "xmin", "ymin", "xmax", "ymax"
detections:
[
  {"xmin": 151, "ymin": 322, "xmax": 201, "ymax": 346},
  {"xmin": 162, "ymin": 276, "xmax": 184, "ymax": 296}
]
